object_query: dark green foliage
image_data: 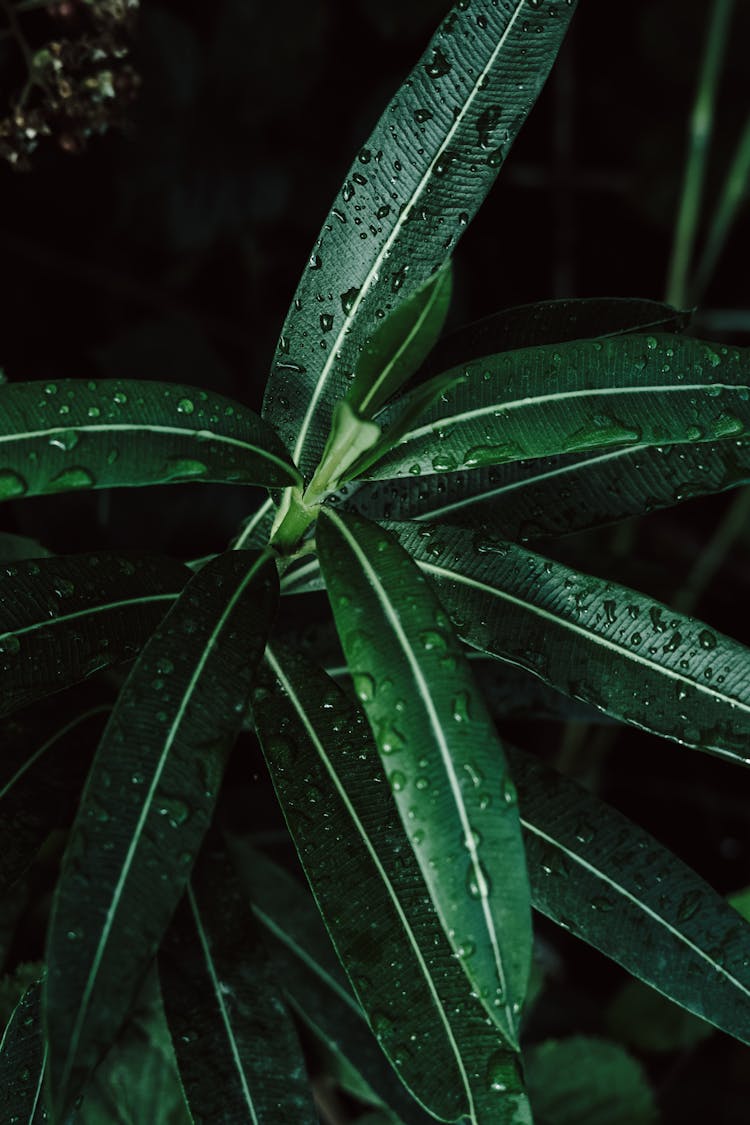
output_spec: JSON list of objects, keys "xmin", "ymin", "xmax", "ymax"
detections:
[{"xmin": 1, "ymin": 2, "xmax": 749, "ymax": 1123}]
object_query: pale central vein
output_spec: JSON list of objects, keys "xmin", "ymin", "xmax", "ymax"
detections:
[{"xmin": 292, "ymin": 1, "xmax": 528, "ymax": 468}]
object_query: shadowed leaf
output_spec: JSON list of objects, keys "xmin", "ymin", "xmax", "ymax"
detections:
[{"xmin": 44, "ymin": 550, "xmax": 278, "ymax": 1118}]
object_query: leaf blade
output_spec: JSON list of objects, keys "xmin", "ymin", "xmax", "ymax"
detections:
[
  {"xmin": 0, "ymin": 980, "xmax": 48, "ymax": 1124},
  {"xmin": 159, "ymin": 838, "xmax": 317, "ymax": 1125},
  {"xmin": 365, "ymin": 335, "xmax": 750, "ymax": 480},
  {"xmin": 0, "ymin": 379, "xmax": 300, "ymax": 499},
  {"xmin": 510, "ymin": 745, "xmax": 750, "ymax": 1046},
  {"xmin": 0, "ymin": 552, "xmax": 188, "ymax": 717},
  {"xmin": 44, "ymin": 550, "xmax": 278, "ymax": 1117},
  {"xmin": 389, "ymin": 521, "xmax": 750, "ymax": 766},
  {"xmin": 316, "ymin": 510, "xmax": 532, "ymax": 1048},
  {"xmin": 262, "ymin": 0, "xmax": 578, "ymax": 477}
]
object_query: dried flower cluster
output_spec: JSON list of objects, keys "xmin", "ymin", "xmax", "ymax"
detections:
[{"xmin": 0, "ymin": 0, "xmax": 140, "ymax": 170}]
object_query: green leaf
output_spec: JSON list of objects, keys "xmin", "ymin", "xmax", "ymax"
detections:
[
  {"xmin": 262, "ymin": 0, "xmax": 578, "ymax": 478},
  {"xmin": 0, "ymin": 379, "xmax": 300, "ymax": 500},
  {"xmin": 420, "ymin": 297, "xmax": 691, "ymax": 379},
  {"xmin": 508, "ymin": 744, "xmax": 750, "ymax": 1046},
  {"xmin": 0, "ymin": 979, "xmax": 48, "ymax": 1124},
  {"xmin": 76, "ymin": 968, "xmax": 190, "ymax": 1125},
  {"xmin": 347, "ymin": 262, "xmax": 453, "ymax": 419},
  {"xmin": 0, "ymin": 699, "xmax": 109, "ymax": 893},
  {"xmin": 0, "ymin": 552, "xmax": 188, "ymax": 717},
  {"xmin": 316, "ymin": 510, "xmax": 532, "ymax": 1048},
  {"xmin": 253, "ymin": 647, "xmax": 531, "ymax": 1124},
  {"xmin": 364, "ymin": 335, "xmax": 750, "ymax": 481},
  {"xmin": 606, "ymin": 978, "xmax": 714, "ymax": 1055},
  {"xmin": 526, "ymin": 1038, "xmax": 657, "ymax": 1125},
  {"xmin": 159, "ymin": 837, "xmax": 316, "ymax": 1124},
  {"xmin": 0, "ymin": 532, "xmax": 50, "ymax": 562},
  {"xmin": 228, "ymin": 841, "xmax": 438, "ymax": 1125},
  {"xmin": 44, "ymin": 550, "xmax": 278, "ymax": 1119},
  {"xmin": 346, "ymin": 437, "xmax": 750, "ymax": 541},
  {"xmin": 392, "ymin": 521, "xmax": 750, "ymax": 767}
]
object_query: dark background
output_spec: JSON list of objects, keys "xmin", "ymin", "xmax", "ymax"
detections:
[{"xmin": 1, "ymin": 2, "xmax": 750, "ymax": 1121}]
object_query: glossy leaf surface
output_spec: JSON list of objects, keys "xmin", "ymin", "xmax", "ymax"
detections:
[
  {"xmin": 0, "ymin": 552, "xmax": 188, "ymax": 717},
  {"xmin": 160, "ymin": 838, "xmax": 316, "ymax": 1124},
  {"xmin": 509, "ymin": 745, "xmax": 750, "ymax": 1045},
  {"xmin": 346, "ymin": 437, "xmax": 750, "ymax": 540},
  {"xmin": 393, "ymin": 521, "xmax": 750, "ymax": 766},
  {"xmin": 420, "ymin": 297, "xmax": 691, "ymax": 379},
  {"xmin": 229, "ymin": 841, "xmax": 439, "ymax": 1125},
  {"xmin": 347, "ymin": 262, "xmax": 452, "ymax": 418},
  {"xmin": 0, "ymin": 379, "xmax": 300, "ymax": 500},
  {"xmin": 0, "ymin": 699, "xmax": 109, "ymax": 892},
  {"xmin": 254, "ymin": 647, "xmax": 531, "ymax": 1124},
  {"xmin": 44, "ymin": 550, "xmax": 278, "ymax": 1118},
  {"xmin": 316, "ymin": 510, "xmax": 531, "ymax": 1048},
  {"xmin": 0, "ymin": 981, "xmax": 48, "ymax": 1123},
  {"xmin": 366, "ymin": 335, "xmax": 750, "ymax": 480},
  {"xmin": 262, "ymin": 0, "xmax": 578, "ymax": 478}
]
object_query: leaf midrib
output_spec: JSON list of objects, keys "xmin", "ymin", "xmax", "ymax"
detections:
[
  {"xmin": 323, "ymin": 510, "xmax": 517, "ymax": 1045},
  {"xmin": 57, "ymin": 553, "xmax": 268, "ymax": 1100},
  {"xmin": 396, "ymin": 381, "xmax": 748, "ymax": 447},
  {"xmin": 265, "ymin": 644, "xmax": 476, "ymax": 1120},
  {"xmin": 291, "ymin": 1, "xmax": 528, "ymax": 467},
  {"xmin": 187, "ymin": 885, "xmax": 259, "ymax": 1123},
  {"xmin": 0, "ymin": 592, "xmax": 177, "ymax": 644},
  {"xmin": 419, "ymin": 559, "xmax": 750, "ymax": 765}
]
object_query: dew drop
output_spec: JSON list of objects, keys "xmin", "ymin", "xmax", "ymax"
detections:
[
  {"xmin": 49, "ymin": 429, "xmax": 80, "ymax": 451},
  {"xmin": 466, "ymin": 860, "xmax": 492, "ymax": 899},
  {"xmin": 353, "ymin": 672, "xmax": 376, "ymax": 702},
  {"xmin": 451, "ymin": 691, "xmax": 471, "ymax": 722},
  {"xmin": 389, "ymin": 770, "xmax": 407, "ymax": 792},
  {"xmin": 424, "ymin": 48, "xmax": 451, "ymax": 79},
  {"xmin": 48, "ymin": 466, "xmax": 95, "ymax": 490},
  {"xmin": 0, "ymin": 470, "xmax": 27, "ymax": 499},
  {"xmin": 177, "ymin": 398, "xmax": 194, "ymax": 415}
]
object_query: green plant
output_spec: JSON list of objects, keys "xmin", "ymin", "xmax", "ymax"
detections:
[{"xmin": 1, "ymin": 1, "xmax": 750, "ymax": 1122}]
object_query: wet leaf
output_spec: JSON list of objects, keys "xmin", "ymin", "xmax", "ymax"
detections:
[
  {"xmin": 0, "ymin": 379, "xmax": 300, "ymax": 500},
  {"xmin": 316, "ymin": 510, "xmax": 531, "ymax": 1049},
  {"xmin": 0, "ymin": 979, "xmax": 48, "ymax": 1123},
  {"xmin": 420, "ymin": 296, "xmax": 691, "ymax": 379},
  {"xmin": 365, "ymin": 335, "xmax": 750, "ymax": 480},
  {"xmin": 159, "ymin": 837, "xmax": 316, "ymax": 1124},
  {"xmin": 262, "ymin": 0, "xmax": 578, "ymax": 478},
  {"xmin": 253, "ymin": 647, "xmax": 531, "ymax": 1123},
  {"xmin": 509, "ymin": 745, "xmax": 750, "ymax": 1046},
  {"xmin": 347, "ymin": 261, "xmax": 453, "ymax": 419},
  {"xmin": 229, "ymin": 841, "xmax": 439, "ymax": 1125},
  {"xmin": 0, "ymin": 552, "xmax": 188, "ymax": 717},
  {"xmin": 44, "ymin": 550, "xmax": 278, "ymax": 1118},
  {"xmin": 394, "ymin": 521, "xmax": 750, "ymax": 767}
]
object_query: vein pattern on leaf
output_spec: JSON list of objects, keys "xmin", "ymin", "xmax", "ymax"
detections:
[
  {"xmin": 59, "ymin": 551, "xmax": 270, "ymax": 1096},
  {"xmin": 265, "ymin": 644, "xmax": 476, "ymax": 1116},
  {"xmin": 321, "ymin": 511, "xmax": 514, "ymax": 1032},
  {"xmin": 186, "ymin": 884, "xmax": 259, "ymax": 1125}
]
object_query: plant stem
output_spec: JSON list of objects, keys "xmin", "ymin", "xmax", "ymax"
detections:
[
  {"xmin": 665, "ymin": 0, "xmax": 735, "ymax": 308},
  {"xmin": 672, "ymin": 484, "xmax": 750, "ymax": 614},
  {"xmin": 689, "ymin": 110, "xmax": 750, "ymax": 303}
]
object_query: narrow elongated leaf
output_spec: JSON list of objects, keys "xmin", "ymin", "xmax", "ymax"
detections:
[
  {"xmin": 44, "ymin": 550, "xmax": 278, "ymax": 1118},
  {"xmin": 0, "ymin": 980, "xmax": 48, "ymax": 1124},
  {"xmin": 419, "ymin": 297, "xmax": 691, "ymax": 379},
  {"xmin": 392, "ymin": 521, "xmax": 750, "ymax": 766},
  {"xmin": 509, "ymin": 745, "xmax": 750, "ymax": 1045},
  {"xmin": 253, "ymin": 647, "xmax": 531, "ymax": 1124},
  {"xmin": 0, "ymin": 552, "xmax": 188, "ymax": 716},
  {"xmin": 348, "ymin": 262, "xmax": 453, "ymax": 418},
  {"xmin": 0, "ymin": 379, "xmax": 300, "ymax": 500},
  {"xmin": 159, "ymin": 838, "xmax": 316, "ymax": 1124},
  {"xmin": 228, "ymin": 840, "xmax": 440, "ymax": 1125},
  {"xmin": 316, "ymin": 510, "xmax": 532, "ymax": 1048},
  {"xmin": 0, "ymin": 699, "xmax": 109, "ymax": 892},
  {"xmin": 262, "ymin": 0, "xmax": 578, "ymax": 478},
  {"xmin": 345, "ymin": 436, "xmax": 750, "ymax": 540},
  {"xmin": 365, "ymin": 335, "xmax": 750, "ymax": 480}
]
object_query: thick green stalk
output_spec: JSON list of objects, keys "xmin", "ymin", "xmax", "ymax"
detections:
[{"xmin": 665, "ymin": 0, "xmax": 735, "ymax": 307}]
